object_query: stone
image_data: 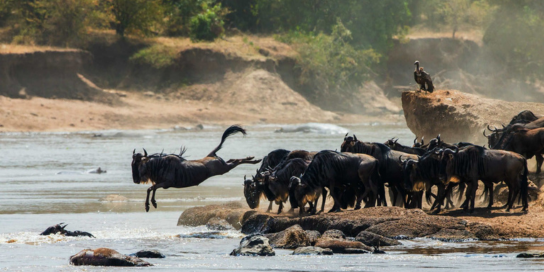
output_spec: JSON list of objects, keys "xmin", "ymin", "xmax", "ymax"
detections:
[
  {"xmin": 305, "ymin": 230, "xmax": 321, "ymax": 245},
  {"xmin": 355, "ymin": 231, "xmax": 401, "ymax": 247},
  {"xmin": 292, "ymin": 246, "xmax": 333, "ymax": 255},
  {"xmin": 230, "ymin": 235, "xmax": 275, "ymax": 256},
  {"xmin": 70, "ymin": 248, "xmax": 152, "ymax": 266},
  {"xmin": 178, "ymin": 202, "xmax": 251, "ymax": 230},
  {"xmin": 206, "ymin": 217, "xmax": 234, "ymax": 231},
  {"xmin": 265, "ymin": 224, "xmax": 310, "ymax": 249},
  {"xmin": 517, "ymin": 252, "xmax": 544, "ymax": 258},
  {"xmin": 314, "ymin": 239, "xmax": 371, "ymax": 254},
  {"xmin": 321, "ymin": 229, "xmax": 346, "ymax": 240},
  {"xmin": 130, "ymin": 250, "xmax": 165, "ymax": 258}
]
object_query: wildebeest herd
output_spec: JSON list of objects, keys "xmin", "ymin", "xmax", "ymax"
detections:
[{"xmin": 131, "ymin": 109, "xmax": 544, "ymax": 215}]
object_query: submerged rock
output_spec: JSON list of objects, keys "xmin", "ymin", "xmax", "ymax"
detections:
[
  {"xmin": 230, "ymin": 234, "xmax": 275, "ymax": 256},
  {"xmin": 314, "ymin": 229, "xmax": 371, "ymax": 254},
  {"xmin": 355, "ymin": 231, "xmax": 401, "ymax": 247},
  {"xmin": 292, "ymin": 246, "xmax": 333, "ymax": 255},
  {"xmin": 517, "ymin": 252, "xmax": 544, "ymax": 258},
  {"xmin": 70, "ymin": 248, "xmax": 152, "ymax": 266},
  {"xmin": 129, "ymin": 250, "xmax": 165, "ymax": 258},
  {"xmin": 265, "ymin": 224, "xmax": 310, "ymax": 249},
  {"xmin": 206, "ymin": 217, "xmax": 234, "ymax": 231}
]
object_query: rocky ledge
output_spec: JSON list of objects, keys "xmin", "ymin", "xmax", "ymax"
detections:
[
  {"xmin": 178, "ymin": 203, "xmax": 509, "ymax": 243},
  {"xmin": 401, "ymin": 90, "xmax": 544, "ymax": 143}
]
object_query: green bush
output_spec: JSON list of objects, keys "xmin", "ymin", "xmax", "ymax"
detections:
[
  {"xmin": 189, "ymin": 4, "xmax": 226, "ymax": 42},
  {"xmin": 276, "ymin": 20, "xmax": 380, "ymax": 95},
  {"xmin": 130, "ymin": 44, "xmax": 178, "ymax": 69}
]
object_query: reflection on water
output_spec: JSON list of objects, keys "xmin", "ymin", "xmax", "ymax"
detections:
[{"xmin": 1, "ymin": 124, "xmax": 544, "ymax": 271}]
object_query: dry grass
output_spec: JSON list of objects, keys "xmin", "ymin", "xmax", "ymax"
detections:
[{"xmin": 0, "ymin": 44, "xmax": 79, "ymax": 54}]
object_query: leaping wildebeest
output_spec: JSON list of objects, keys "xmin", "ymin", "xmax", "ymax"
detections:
[{"xmin": 132, "ymin": 125, "xmax": 261, "ymax": 212}]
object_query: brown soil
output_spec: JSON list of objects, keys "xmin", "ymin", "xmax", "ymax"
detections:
[
  {"xmin": 402, "ymin": 89, "xmax": 544, "ymax": 143},
  {"xmin": 0, "ymin": 89, "xmax": 380, "ymax": 132}
]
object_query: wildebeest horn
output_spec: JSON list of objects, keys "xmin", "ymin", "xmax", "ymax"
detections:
[
  {"xmin": 493, "ymin": 126, "xmax": 498, "ymax": 131},
  {"xmin": 394, "ymin": 138, "xmax": 398, "ymax": 143},
  {"xmin": 399, "ymin": 155, "xmax": 406, "ymax": 164},
  {"xmin": 483, "ymin": 129, "xmax": 489, "ymax": 138},
  {"xmin": 244, "ymin": 175, "xmax": 246, "ymax": 180},
  {"xmin": 437, "ymin": 134, "xmax": 441, "ymax": 141},
  {"xmin": 354, "ymin": 135, "xmax": 358, "ymax": 141},
  {"xmin": 502, "ymin": 124, "xmax": 506, "ymax": 129},
  {"xmin": 421, "ymin": 136, "xmax": 424, "ymax": 144},
  {"xmin": 143, "ymin": 148, "xmax": 148, "ymax": 157},
  {"xmin": 344, "ymin": 133, "xmax": 349, "ymax": 140},
  {"xmin": 414, "ymin": 137, "xmax": 417, "ymax": 145},
  {"xmin": 252, "ymin": 175, "xmax": 255, "ymax": 180}
]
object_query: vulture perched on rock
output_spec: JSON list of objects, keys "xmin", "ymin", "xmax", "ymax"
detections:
[{"xmin": 414, "ymin": 61, "xmax": 434, "ymax": 93}]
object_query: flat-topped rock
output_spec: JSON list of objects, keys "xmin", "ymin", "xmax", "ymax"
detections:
[
  {"xmin": 402, "ymin": 90, "xmax": 544, "ymax": 143},
  {"xmin": 178, "ymin": 202, "xmax": 252, "ymax": 230}
]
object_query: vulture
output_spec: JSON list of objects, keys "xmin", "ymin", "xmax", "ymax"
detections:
[{"xmin": 414, "ymin": 61, "xmax": 434, "ymax": 93}]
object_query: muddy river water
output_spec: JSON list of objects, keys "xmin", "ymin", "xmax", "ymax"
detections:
[{"xmin": 1, "ymin": 123, "xmax": 543, "ymax": 271}]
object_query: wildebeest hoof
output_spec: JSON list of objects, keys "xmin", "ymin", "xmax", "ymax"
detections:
[
  {"xmin": 431, "ymin": 209, "xmax": 440, "ymax": 215},
  {"xmin": 152, "ymin": 202, "xmax": 157, "ymax": 209},
  {"xmin": 354, "ymin": 206, "xmax": 361, "ymax": 210},
  {"xmin": 145, "ymin": 204, "xmax": 150, "ymax": 212}
]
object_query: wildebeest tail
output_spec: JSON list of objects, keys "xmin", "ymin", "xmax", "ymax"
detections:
[
  {"xmin": 521, "ymin": 158, "xmax": 529, "ymax": 210},
  {"xmin": 207, "ymin": 125, "xmax": 247, "ymax": 157},
  {"xmin": 340, "ymin": 187, "xmax": 357, "ymax": 209}
]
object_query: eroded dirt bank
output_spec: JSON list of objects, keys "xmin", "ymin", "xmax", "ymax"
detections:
[
  {"xmin": 402, "ymin": 90, "xmax": 544, "ymax": 143},
  {"xmin": 178, "ymin": 202, "xmax": 544, "ymax": 241}
]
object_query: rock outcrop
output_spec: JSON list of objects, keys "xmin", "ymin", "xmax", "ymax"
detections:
[
  {"xmin": 264, "ymin": 224, "xmax": 310, "ymax": 249},
  {"xmin": 70, "ymin": 248, "xmax": 152, "ymax": 266},
  {"xmin": 206, "ymin": 217, "xmax": 234, "ymax": 231},
  {"xmin": 242, "ymin": 206, "xmax": 496, "ymax": 241},
  {"xmin": 230, "ymin": 235, "xmax": 275, "ymax": 256},
  {"xmin": 355, "ymin": 231, "xmax": 401, "ymax": 247},
  {"xmin": 402, "ymin": 90, "xmax": 544, "ymax": 143},
  {"xmin": 178, "ymin": 202, "xmax": 253, "ymax": 230}
]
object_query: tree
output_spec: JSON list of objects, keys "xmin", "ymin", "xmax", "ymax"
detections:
[{"xmin": 107, "ymin": 0, "xmax": 164, "ymax": 37}]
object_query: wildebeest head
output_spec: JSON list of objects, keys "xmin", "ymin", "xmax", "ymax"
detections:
[
  {"xmin": 483, "ymin": 125, "xmax": 504, "ymax": 148},
  {"xmin": 384, "ymin": 137, "xmax": 399, "ymax": 148},
  {"xmin": 243, "ymin": 175, "xmax": 263, "ymax": 209},
  {"xmin": 288, "ymin": 176, "xmax": 303, "ymax": 208},
  {"xmin": 438, "ymin": 148, "xmax": 458, "ymax": 183},
  {"xmin": 131, "ymin": 149, "xmax": 148, "ymax": 184},
  {"xmin": 427, "ymin": 134, "xmax": 442, "ymax": 150},
  {"xmin": 413, "ymin": 136, "xmax": 424, "ymax": 148},
  {"xmin": 341, "ymin": 133, "xmax": 358, "ymax": 152},
  {"xmin": 40, "ymin": 223, "xmax": 67, "ymax": 236},
  {"xmin": 401, "ymin": 157, "xmax": 418, "ymax": 191}
]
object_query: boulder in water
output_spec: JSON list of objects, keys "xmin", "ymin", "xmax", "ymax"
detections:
[
  {"xmin": 129, "ymin": 250, "xmax": 165, "ymax": 258},
  {"xmin": 292, "ymin": 246, "xmax": 333, "ymax": 255},
  {"xmin": 230, "ymin": 234, "xmax": 275, "ymax": 256},
  {"xmin": 70, "ymin": 248, "xmax": 152, "ymax": 266},
  {"xmin": 206, "ymin": 217, "xmax": 234, "ymax": 231},
  {"xmin": 265, "ymin": 224, "xmax": 310, "ymax": 249},
  {"xmin": 355, "ymin": 231, "xmax": 401, "ymax": 247}
]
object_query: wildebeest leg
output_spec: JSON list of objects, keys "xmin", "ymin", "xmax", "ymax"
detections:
[
  {"xmin": 145, "ymin": 186, "xmax": 153, "ymax": 212},
  {"xmin": 277, "ymin": 202, "xmax": 284, "ymax": 214},
  {"xmin": 486, "ymin": 182, "xmax": 494, "ymax": 209},
  {"xmin": 536, "ymin": 154, "xmax": 543, "ymax": 174},
  {"xmin": 267, "ymin": 201, "xmax": 273, "ymax": 213},
  {"xmin": 151, "ymin": 187, "xmax": 158, "ymax": 209},
  {"xmin": 469, "ymin": 179, "xmax": 478, "ymax": 213},
  {"xmin": 328, "ymin": 187, "xmax": 342, "ymax": 213},
  {"xmin": 320, "ymin": 188, "xmax": 328, "ymax": 213}
]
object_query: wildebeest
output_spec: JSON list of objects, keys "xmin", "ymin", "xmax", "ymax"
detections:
[
  {"xmin": 40, "ymin": 223, "xmax": 95, "ymax": 238},
  {"xmin": 414, "ymin": 61, "xmax": 434, "ymax": 93},
  {"xmin": 385, "ymin": 137, "xmax": 427, "ymax": 155},
  {"xmin": 439, "ymin": 146, "xmax": 528, "ymax": 213},
  {"xmin": 132, "ymin": 125, "xmax": 261, "ymax": 212},
  {"xmin": 244, "ymin": 149, "xmax": 291, "ymax": 211},
  {"xmin": 290, "ymin": 150, "xmax": 381, "ymax": 212},
  {"xmin": 413, "ymin": 136, "xmax": 425, "ymax": 148},
  {"xmin": 492, "ymin": 126, "xmax": 544, "ymax": 174},
  {"xmin": 254, "ymin": 158, "xmax": 311, "ymax": 214},
  {"xmin": 341, "ymin": 135, "xmax": 419, "ymax": 207}
]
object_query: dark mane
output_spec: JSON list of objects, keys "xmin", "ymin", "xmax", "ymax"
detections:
[
  {"xmin": 301, "ymin": 150, "xmax": 350, "ymax": 189},
  {"xmin": 272, "ymin": 158, "xmax": 309, "ymax": 184},
  {"xmin": 452, "ymin": 146, "xmax": 487, "ymax": 177}
]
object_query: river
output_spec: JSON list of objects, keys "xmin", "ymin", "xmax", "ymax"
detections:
[{"xmin": 1, "ymin": 123, "xmax": 543, "ymax": 271}]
